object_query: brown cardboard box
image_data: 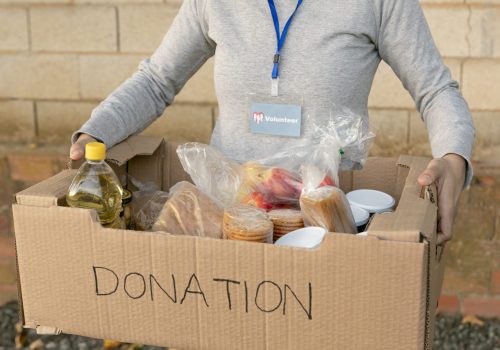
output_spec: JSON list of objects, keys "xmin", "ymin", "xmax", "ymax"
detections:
[{"xmin": 12, "ymin": 136, "xmax": 444, "ymax": 350}]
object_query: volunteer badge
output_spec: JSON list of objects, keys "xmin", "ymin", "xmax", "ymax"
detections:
[{"xmin": 249, "ymin": 102, "xmax": 301, "ymax": 137}]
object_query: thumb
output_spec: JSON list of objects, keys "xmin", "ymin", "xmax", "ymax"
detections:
[
  {"xmin": 418, "ymin": 159, "xmax": 443, "ymax": 186},
  {"xmin": 69, "ymin": 134, "xmax": 96, "ymax": 160},
  {"xmin": 69, "ymin": 143, "xmax": 85, "ymax": 160}
]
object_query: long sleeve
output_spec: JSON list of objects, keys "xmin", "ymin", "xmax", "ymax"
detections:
[
  {"xmin": 72, "ymin": 0, "xmax": 216, "ymax": 148},
  {"xmin": 373, "ymin": 0, "xmax": 475, "ymax": 187}
]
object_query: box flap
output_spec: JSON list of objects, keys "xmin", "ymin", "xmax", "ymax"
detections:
[
  {"xmin": 107, "ymin": 135, "xmax": 163, "ymax": 166},
  {"xmin": 368, "ymin": 155, "xmax": 438, "ymax": 244},
  {"xmin": 14, "ymin": 170, "xmax": 76, "ymax": 207}
]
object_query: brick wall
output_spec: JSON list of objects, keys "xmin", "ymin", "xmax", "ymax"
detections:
[{"xmin": 0, "ymin": 0, "xmax": 499, "ymax": 315}]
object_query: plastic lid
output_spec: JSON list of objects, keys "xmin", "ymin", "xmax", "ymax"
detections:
[
  {"xmin": 346, "ymin": 189, "xmax": 395, "ymax": 213},
  {"xmin": 85, "ymin": 142, "xmax": 106, "ymax": 161},
  {"xmin": 122, "ymin": 189, "xmax": 132, "ymax": 204},
  {"xmin": 350, "ymin": 204, "xmax": 370, "ymax": 226}
]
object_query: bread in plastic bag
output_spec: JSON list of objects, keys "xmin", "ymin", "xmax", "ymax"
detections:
[
  {"xmin": 152, "ymin": 181, "xmax": 223, "ymax": 239},
  {"xmin": 300, "ymin": 186, "xmax": 357, "ymax": 234}
]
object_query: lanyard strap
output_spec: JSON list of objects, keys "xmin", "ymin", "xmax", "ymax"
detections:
[{"xmin": 267, "ymin": 0, "xmax": 303, "ymax": 80}]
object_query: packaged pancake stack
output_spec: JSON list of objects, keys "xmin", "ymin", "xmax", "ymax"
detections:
[
  {"xmin": 223, "ymin": 205, "xmax": 273, "ymax": 243},
  {"xmin": 300, "ymin": 186, "xmax": 357, "ymax": 234},
  {"xmin": 268, "ymin": 209, "xmax": 305, "ymax": 242}
]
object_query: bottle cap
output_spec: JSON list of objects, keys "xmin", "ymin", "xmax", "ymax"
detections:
[
  {"xmin": 346, "ymin": 189, "xmax": 395, "ymax": 214},
  {"xmin": 85, "ymin": 142, "xmax": 106, "ymax": 161}
]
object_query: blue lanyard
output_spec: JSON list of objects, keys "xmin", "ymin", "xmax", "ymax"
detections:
[{"xmin": 267, "ymin": 0, "xmax": 303, "ymax": 80}]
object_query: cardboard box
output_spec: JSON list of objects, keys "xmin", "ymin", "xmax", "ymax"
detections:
[{"xmin": 12, "ymin": 136, "xmax": 445, "ymax": 350}]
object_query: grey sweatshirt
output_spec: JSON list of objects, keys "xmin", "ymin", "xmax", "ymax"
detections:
[{"xmin": 74, "ymin": 0, "xmax": 475, "ymax": 183}]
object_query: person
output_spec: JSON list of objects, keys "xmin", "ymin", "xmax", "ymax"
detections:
[{"xmin": 69, "ymin": 0, "xmax": 475, "ymax": 245}]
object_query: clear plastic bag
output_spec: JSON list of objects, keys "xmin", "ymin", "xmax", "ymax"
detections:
[
  {"xmin": 151, "ymin": 181, "xmax": 223, "ymax": 239},
  {"xmin": 223, "ymin": 204, "xmax": 273, "ymax": 243},
  {"xmin": 330, "ymin": 104, "xmax": 375, "ymax": 170},
  {"xmin": 176, "ymin": 105, "xmax": 374, "ymax": 212},
  {"xmin": 132, "ymin": 190, "xmax": 170, "ymax": 231},
  {"xmin": 236, "ymin": 162, "xmax": 302, "ymax": 210},
  {"xmin": 176, "ymin": 143, "xmax": 242, "ymax": 208}
]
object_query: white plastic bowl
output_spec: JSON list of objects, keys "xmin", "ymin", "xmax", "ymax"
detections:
[{"xmin": 274, "ymin": 227, "xmax": 327, "ymax": 249}]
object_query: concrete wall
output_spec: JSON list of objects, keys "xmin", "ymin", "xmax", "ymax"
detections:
[
  {"xmin": 0, "ymin": 0, "xmax": 499, "ymax": 157},
  {"xmin": 0, "ymin": 0, "xmax": 499, "ymax": 315}
]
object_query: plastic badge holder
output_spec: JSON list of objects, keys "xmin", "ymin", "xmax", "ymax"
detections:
[
  {"xmin": 349, "ymin": 204, "xmax": 370, "ymax": 232},
  {"xmin": 346, "ymin": 189, "xmax": 395, "ymax": 214},
  {"xmin": 274, "ymin": 227, "xmax": 327, "ymax": 249}
]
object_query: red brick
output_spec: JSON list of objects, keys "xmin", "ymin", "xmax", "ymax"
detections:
[
  {"xmin": 0, "ymin": 235, "xmax": 15, "ymax": 258},
  {"xmin": 437, "ymin": 294, "xmax": 460, "ymax": 314},
  {"xmin": 0, "ymin": 284, "xmax": 18, "ymax": 305},
  {"xmin": 0, "ymin": 203, "xmax": 13, "ymax": 235},
  {"xmin": 0, "ymin": 158, "xmax": 14, "ymax": 202},
  {"xmin": 7, "ymin": 154, "xmax": 67, "ymax": 182},
  {"xmin": 0, "ymin": 258, "xmax": 17, "ymax": 284},
  {"xmin": 495, "ymin": 209, "xmax": 500, "ymax": 241},
  {"xmin": 462, "ymin": 297, "xmax": 500, "ymax": 317},
  {"xmin": 493, "ymin": 271, "xmax": 500, "ymax": 295}
]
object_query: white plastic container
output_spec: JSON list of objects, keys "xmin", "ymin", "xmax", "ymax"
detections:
[
  {"xmin": 346, "ymin": 189, "xmax": 395, "ymax": 214},
  {"xmin": 350, "ymin": 204, "xmax": 370, "ymax": 232},
  {"xmin": 274, "ymin": 227, "xmax": 327, "ymax": 249}
]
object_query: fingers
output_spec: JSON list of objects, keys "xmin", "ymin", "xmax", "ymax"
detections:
[
  {"xmin": 418, "ymin": 158, "xmax": 445, "ymax": 187},
  {"xmin": 69, "ymin": 134, "xmax": 96, "ymax": 160}
]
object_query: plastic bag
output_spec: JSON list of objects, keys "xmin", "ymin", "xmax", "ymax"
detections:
[
  {"xmin": 177, "ymin": 143, "xmax": 242, "ymax": 208},
  {"xmin": 177, "ymin": 105, "xmax": 374, "ymax": 211},
  {"xmin": 152, "ymin": 182, "xmax": 223, "ymax": 239},
  {"xmin": 132, "ymin": 190, "xmax": 169, "ymax": 231},
  {"xmin": 330, "ymin": 104, "xmax": 375, "ymax": 170},
  {"xmin": 223, "ymin": 204, "xmax": 273, "ymax": 243},
  {"xmin": 236, "ymin": 162, "xmax": 302, "ymax": 210},
  {"xmin": 300, "ymin": 186, "xmax": 357, "ymax": 234}
]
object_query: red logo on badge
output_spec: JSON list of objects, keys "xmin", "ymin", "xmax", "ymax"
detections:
[{"xmin": 253, "ymin": 112, "xmax": 264, "ymax": 125}]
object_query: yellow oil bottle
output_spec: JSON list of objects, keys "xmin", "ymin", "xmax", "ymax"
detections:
[{"xmin": 66, "ymin": 142, "xmax": 123, "ymax": 226}]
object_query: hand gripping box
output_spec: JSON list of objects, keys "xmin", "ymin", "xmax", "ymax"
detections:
[{"xmin": 12, "ymin": 136, "xmax": 445, "ymax": 350}]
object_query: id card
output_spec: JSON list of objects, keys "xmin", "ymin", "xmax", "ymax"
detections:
[{"xmin": 248, "ymin": 94, "xmax": 303, "ymax": 137}]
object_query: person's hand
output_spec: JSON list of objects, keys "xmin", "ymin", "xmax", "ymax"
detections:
[
  {"xmin": 417, "ymin": 153, "xmax": 466, "ymax": 245},
  {"xmin": 70, "ymin": 133, "xmax": 97, "ymax": 161}
]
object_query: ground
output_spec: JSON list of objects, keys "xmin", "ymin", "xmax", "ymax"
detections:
[{"xmin": 0, "ymin": 301, "xmax": 499, "ymax": 350}]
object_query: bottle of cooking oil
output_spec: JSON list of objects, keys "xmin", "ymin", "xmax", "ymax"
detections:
[{"xmin": 66, "ymin": 142, "xmax": 123, "ymax": 227}]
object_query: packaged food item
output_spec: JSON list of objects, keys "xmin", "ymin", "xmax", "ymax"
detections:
[
  {"xmin": 223, "ymin": 205, "xmax": 273, "ymax": 243},
  {"xmin": 132, "ymin": 191, "xmax": 169, "ymax": 231},
  {"xmin": 300, "ymin": 186, "xmax": 357, "ymax": 234},
  {"xmin": 152, "ymin": 182, "xmax": 223, "ymax": 239},
  {"xmin": 237, "ymin": 163, "xmax": 302, "ymax": 210},
  {"xmin": 66, "ymin": 142, "xmax": 123, "ymax": 227},
  {"xmin": 268, "ymin": 209, "xmax": 305, "ymax": 242},
  {"xmin": 346, "ymin": 189, "xmax": 395, "ymax": 214},
  {"xmin": 121, "ymin": 189, "xmax": 133, "ymax": 229},
  {"xmin": 177, "ymin": 106, "xmax": 375, "ymax": 211},
  {"xmin": 349, "ymin": 204, "xmax": 370, "ymax": 233}
]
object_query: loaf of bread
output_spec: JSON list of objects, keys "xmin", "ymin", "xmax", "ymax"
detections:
[
  {"xmin": 152, "ymin": 181, "xmax": 223, "ymax": 239},
  {"xmin": 300, "ymin": 186, "xmax": 357, "ymax": 234}
]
